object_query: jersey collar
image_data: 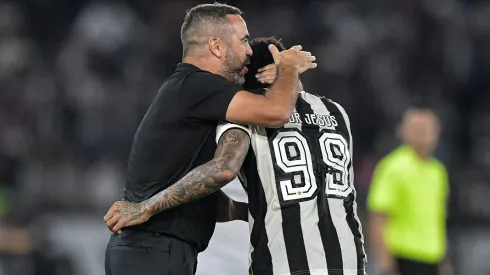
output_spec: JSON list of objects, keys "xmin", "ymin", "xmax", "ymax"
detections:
[{"xmin": 176, "ymin": 63, "xmax": 202, "ymax": 72}]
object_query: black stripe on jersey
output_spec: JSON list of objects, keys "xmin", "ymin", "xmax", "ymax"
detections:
[
  {"xmin": 242, "ymin": 147, "xmax": 274, "ymax": 275},
  {"xmin": 266, "ymin": 126, "xmax": 311, "ymax": 275},
  {"xmin": 280, "ymin": 204, "xmax": 310, "ymax": 274},
  {"xmin": 323, "ymin": 99, "xmax": 366, "ymax": 273},
  {"xmin": 296, "ymin": 96, "xmax": 345, "ymax": 274},
  {"xmin": 345, "ymin": 193, "xmax": 366, "ymax": 274}
]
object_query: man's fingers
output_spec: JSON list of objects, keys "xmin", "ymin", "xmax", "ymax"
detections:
[
  {"xmin": 103, "ymin": 205, "xmax": 117, "ymax": 222},
  {"xmin": 258, "ymin": 76, "xmax": 276, "ymax": 84},
  {"xmin": 255, "ymin": 71, "xmax": 277, "ymax": 78},
  {"xmin": 103, "ymin": 201, "xmax": 123, "ymax": 221},
  {"xmin": 113, "ymin": 219, "xmax": 127, "ymax": 233},
  {"xmin": 257, "ymin": 64, "xmax": 277, "ymax": 73},
  {"xmin": 106, "ymin": 214, "xmax": 121, "ymax": 229},
  {"xmin": 256, "ymin": 69, "xmax": 277, "ymax": 79},
  {"xmin": 291, "ymin": 45, "xmax": 302, "ymax": 51},
  {"xmin": 300, "ymin": 51, "xmax": 312, "ymax": 57},
  {"xmin": 103, "ymin": 212, "xmax": 112, "ymax": 223},
  {"xmin": 257, "ymin": 74, "xmax": 276, "ymax": 81},
  {"xmin": 308, "ymin": 55, "xmax": 316, "ymax": 62},
  {"xmin": 268, "ymin": 44, "xmax": 280, "ymax": 65}
]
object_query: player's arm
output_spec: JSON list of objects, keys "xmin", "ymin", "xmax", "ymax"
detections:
[
  {"xmin": 104, "ymin": 128, "xmax": 250, "ymax": 232},
  {"xmin": 186, "ymin": 46, "xmax": 315, "ymax": 128},
  {"xmin": 226, "ymin": 45, "xmax": 315, "ymax": 127},
  {"xmin": 369, "ymin": 213, "xmax": 394, "ymax": 275}
]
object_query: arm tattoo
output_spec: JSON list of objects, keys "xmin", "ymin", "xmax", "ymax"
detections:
[{"xmin": 142, "ymin": 128, "xmax": 250, "ymax": 216}]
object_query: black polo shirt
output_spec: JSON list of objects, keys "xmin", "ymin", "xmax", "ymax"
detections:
[{"xmin": 124, "ymin": 63, "xmax": 241, "ymax": 252}]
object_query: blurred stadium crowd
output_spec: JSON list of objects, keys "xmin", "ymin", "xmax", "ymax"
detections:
[{"xmin": 0, "ymin": 0, "xmax": 489, "ymax": 274}]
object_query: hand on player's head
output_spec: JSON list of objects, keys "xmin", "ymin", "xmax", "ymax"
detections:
[
  {"xmin": 273, "ymin": 44, "xmax": 317, "ymax": 73},
  {"xmin": 244, "ymin": 36, "xmax": 315, "ymax": 89},
  {"xmin": 103, "ymin": 201, "xmax": 150, "ymax": 233},
  {"xmin": 257, "ymin": 45, "xmax": 314, "ymax": 84},
  {"xmin": 256, "ymin": 63, "xmax": 278, "ymax": 85}
]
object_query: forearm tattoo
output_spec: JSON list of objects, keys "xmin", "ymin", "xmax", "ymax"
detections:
[{"xmin": 142, "ymin": 129, "xmax": 250, "ymax": 216}]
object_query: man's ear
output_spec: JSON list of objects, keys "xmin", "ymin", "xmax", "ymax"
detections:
[{"xmin": 209, "ymin": 37, "xmax": 223, "ymax": 58}]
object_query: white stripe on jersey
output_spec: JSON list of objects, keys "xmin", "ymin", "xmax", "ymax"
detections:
[
  {"xmin": 332, "ymin": 102, "xmax": 368, "ymax": 267},
  {"xmin": 295, "ymin": 94, "xmax": 330, "ymax": 273},
  {"xmin": 302, "ymin": 94, "xmax": 359, "ymax": 273},
  {"xmin": 248, "ymin": 211, "xmax": 255, "ymax": 270}
]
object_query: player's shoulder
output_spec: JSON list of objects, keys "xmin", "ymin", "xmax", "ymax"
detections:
[
  {"xmin": 377, "ymin": 146, "xmax": 416, "ymax": 172},
  {"xmin": 301, "ymin": 91, "xmax": 336, "ymax": 104},
  {"xmin": 431, "ymin": 157, "xmax": 448, "ymax": 174},
  {"xmin": 301, "ymin": 91, "xmax": 327, "ymax": 100},
  {"xmin": 301, "ymin": 91, "xmax": 348, "ymax": 114},
  {"xmin": 373, "ymin": 154, "xmax": 404, "ymax": 178}
]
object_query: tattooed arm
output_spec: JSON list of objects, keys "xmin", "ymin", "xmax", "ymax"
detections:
[{"xmin": 104, "ymin": 128, "xmax": 250, "ymax": 232}]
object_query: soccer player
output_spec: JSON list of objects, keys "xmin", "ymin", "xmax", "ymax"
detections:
[
  {"xmin": 224, "ymin": 37, "xmax": 367, "ymax": 275},
  {"xmin": 105, "ymin": 36, "xmax": 366, "ymax": 275},
  {"xmin": 103, "ymin": 3, "xmax": 317, "ymax": 275},
  {"xmin": 367, "ymin": 107, "xmax": 451, "ymax": 275}
]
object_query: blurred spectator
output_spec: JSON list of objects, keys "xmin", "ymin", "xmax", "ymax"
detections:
[{"xmin": 367, "ymin": 107, "xmax": 452, "ymax": 275}]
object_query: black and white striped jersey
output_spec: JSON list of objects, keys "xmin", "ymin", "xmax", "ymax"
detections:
[{"xmin": 216, "ymin": 91, "xmax": 367, "ymax": 275}]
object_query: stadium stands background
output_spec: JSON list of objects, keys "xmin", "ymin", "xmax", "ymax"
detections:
[{"xmin": 0, "ymin": 0, "xmax": 489, "ymax": 274}]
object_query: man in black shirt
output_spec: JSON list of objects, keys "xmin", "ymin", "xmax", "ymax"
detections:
[{"xmin": 103, "ymin": 3, "xmax": 316, "ymax": 275}]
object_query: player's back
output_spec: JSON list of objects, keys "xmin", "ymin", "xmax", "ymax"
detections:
[{"xmin": 240, "ymin": 92, "xmax": 366, "ymax": 275}]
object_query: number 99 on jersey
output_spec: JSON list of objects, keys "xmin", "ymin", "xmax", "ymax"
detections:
[{"xmin": 271, "ymin": 129, "xmax": 353, "ymax": 204}]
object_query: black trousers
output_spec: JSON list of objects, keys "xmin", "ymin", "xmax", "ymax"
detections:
[
  {"xmin": 396, "ymin": 257, "xmax": 439, "ymax": 275},
  {"xmin": 105, "ymin": 230, "xmax": 198, "ymax": 275}
]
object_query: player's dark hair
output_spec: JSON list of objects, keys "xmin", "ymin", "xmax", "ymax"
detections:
[
  {"xmin": 243, "ymin": 36, "xmax": 286, "ymax": 90},
  {"xmin": 181, "ymin": 3, "xmax": 242, "ymax": 57},
  {"xmin": 403, "ymin": 98, "xmax": 440, "ymax": 118}
]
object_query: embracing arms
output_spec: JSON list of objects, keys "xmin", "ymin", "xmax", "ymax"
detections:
[{"xmin": 104, "ymin": 128, "xmax": 250, "ymax": 232}]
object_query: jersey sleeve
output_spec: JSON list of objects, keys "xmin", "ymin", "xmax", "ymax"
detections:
[
  {"xmin": 184, "ymin": 72, "xmax": 242, "ymax": 121},
  {"xmin": 367, "ymin": 160, "xmax": 400, "ymax": 214},
  {"xmin": 216, "ymin": 121, "xmax": 251, "ymax": 144}
]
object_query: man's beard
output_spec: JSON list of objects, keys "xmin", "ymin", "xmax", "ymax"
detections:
[{"xmin": 222, "ymin": 51, "xmax": 248, "ymax": 86}]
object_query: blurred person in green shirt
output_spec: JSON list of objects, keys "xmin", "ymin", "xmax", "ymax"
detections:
[{"xmin": 367, "ymin": 106, "xmax": 452, "ymax": 275}]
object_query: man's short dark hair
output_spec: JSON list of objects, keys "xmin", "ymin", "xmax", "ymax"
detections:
[
  {"xmin": 181, "ymin": 3, "xmax": 242, "ymax": 57},
  {"xmin": 243, "ymin": 36, "xmax": 286, "ymax": 90},
  {"xmin": 404, "ymin": 99, "xmax": 439, "ymax": 118},
  {"xmin": 398, "ymin": 99, "xmax": 440, "ymax": 126}
]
